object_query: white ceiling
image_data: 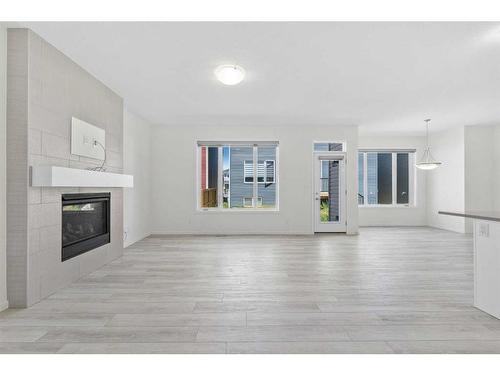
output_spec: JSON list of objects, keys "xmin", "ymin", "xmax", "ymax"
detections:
[{"xmin": 22, "ymin": 22, "xmax": 500, "ymax": 134}]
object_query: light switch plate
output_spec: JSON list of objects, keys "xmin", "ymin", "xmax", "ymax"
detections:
[
  {"xmin": 479, "ymin": 222, "xmax": 490, "ymax": 237},
  {"xmin": 71, "ymin": 117, "xmax": 106, "ymax": 160}
]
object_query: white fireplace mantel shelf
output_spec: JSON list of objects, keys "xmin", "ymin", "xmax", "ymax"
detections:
[{"xmin": 31, "ymin": 166, "xmax": 134, "ymax": 188}]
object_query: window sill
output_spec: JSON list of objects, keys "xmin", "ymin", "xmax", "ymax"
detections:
[
  {"xmin": 197, "ymin": 208, "xmax": 280, "ymax": 213},
  {"xmin": 359, "ymin": 205, "xmax": 416, "ymax": 209}
]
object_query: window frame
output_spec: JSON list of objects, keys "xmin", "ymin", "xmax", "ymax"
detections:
[
  {"xmin": 196, "ymin": 142, "xmax": 279, "ymax": 212},
  {"xmin": 358, "ymin": 149, "xmax": 416, "ymax": 208}
]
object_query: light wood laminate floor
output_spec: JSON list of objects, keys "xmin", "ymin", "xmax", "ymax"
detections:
[{"xmin": 2, "ymin": 227, "xmax": 500, "ymax": 354}]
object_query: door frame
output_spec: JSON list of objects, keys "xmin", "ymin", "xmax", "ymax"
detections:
[{"xmin": 313, "ymin": 152, "xmax": 347, "ymax": 233}]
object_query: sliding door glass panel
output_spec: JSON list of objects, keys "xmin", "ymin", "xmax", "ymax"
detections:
[
  {"xmin": 319, "ymin": 160, "xmax": 340, "ymax": 222},
  {"xmin": 256, "ymin": 145, "xmax": 277, "ymax": 209},
  {"xmin": 377, "ymin": 153, "xmax": 392, "ymax": 204},
  {"xmin": 200, "ymin": 146, "xmax": 219, "ymax": 207},
  {"xmin": 229, "ymin": 146, "xmax": 254, "ymax": 208},
  {"xmin": 397, "ymin": 153, "xmax": 409, "ymax": 204},
  {"xmin": 358, "ymin": 152, "xmax": 364, "ymax": 205}
]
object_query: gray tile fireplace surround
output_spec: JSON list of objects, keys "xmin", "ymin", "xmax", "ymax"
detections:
[{"xmin": 6, "ymin": 28, "xmax": 124, "ymax": 307}]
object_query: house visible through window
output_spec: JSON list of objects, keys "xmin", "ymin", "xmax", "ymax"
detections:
[
  {"xmin": 358, "ymin": 150, "xmax": 415, "ymax": 206},
  {"xmin": 198, "ymin": 143, "xmax": 278, "ymax": 210}
]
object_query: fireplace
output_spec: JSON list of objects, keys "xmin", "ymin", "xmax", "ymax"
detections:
[{"xmin": 61, "ymin": 193, "xmax": 111, "ymax": 261}]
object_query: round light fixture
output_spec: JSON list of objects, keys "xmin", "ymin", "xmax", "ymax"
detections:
[
  {"xmin": 215, "ymin": 64, "xmax": 245, "ymax": 85},
  {"xmin": 415, "ymin": 161, "xmax": 441, "ymax": 171},
  {"xmin": 416, "ymin": 119, "xmax": 442, "ymax": 170}
]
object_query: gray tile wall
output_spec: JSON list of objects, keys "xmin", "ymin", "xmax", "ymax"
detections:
[
  {"xmin": 6, "ymin": 29, "xmax": 29, "ymax": 307},
  {"xmin": 7, "ymin": 29, "xmax": 124, "ymax": 307},
  {"xmin": 0, "ymin": 25, "xmax": 8, "ymax": 310}
]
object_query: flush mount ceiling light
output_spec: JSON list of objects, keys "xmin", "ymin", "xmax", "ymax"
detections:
[
  {"xmin": 416, "ymin": 119, "xmax": 442, "ymax": 170},
  {"xmin": 215, "ymin": 64, "xmax": 245, "ymax": 85}
]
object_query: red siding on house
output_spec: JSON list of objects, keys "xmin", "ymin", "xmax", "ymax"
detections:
[{"xmin": 201, "ymin": 146, "xmax": 207, "ymax": 190}]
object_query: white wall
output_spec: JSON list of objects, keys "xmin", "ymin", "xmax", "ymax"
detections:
[
  {"xmin": 426, "ymin": 125, "xmax": 500, "ymax": 234},
  {"xmin": 493, "ymin": 126, "xmax": 500, "ymax": 211},
  {"xmin": 464, "ymin": 126, "xmax": 495, "ymax": 233},
  {"xmin": 0, "ymin": 24, "xmax": 7, "ymax": 311},
  {"xmin": 123, "ymin": 108, "xmax": 152, "ymax": 246},
  {"xmin": 426, "ymin": 126, "xmax": 466, "ymax": 233},
  {"xmin": 358, "ymin": 135, "xmax": 427, "ymax": 227},
  {"xmin": 150, "ymin": 124, "xmax": 359, "ymax": 235}
]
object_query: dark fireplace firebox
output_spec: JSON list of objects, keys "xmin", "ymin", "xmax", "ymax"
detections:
[{"xmin": 62, "ymin": 193, "xmax": 110, "ymax": 261}]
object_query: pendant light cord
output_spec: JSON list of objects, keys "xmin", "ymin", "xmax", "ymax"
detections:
[
  {"xmin": 425, "ymin": 119, "xmax": 430, "ymax": 151},
  {"xmin": 417, "ymin": 118, "xmax": 442, "ymax": 169}
]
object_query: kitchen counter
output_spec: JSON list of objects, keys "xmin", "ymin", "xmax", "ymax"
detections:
[
  {"xmin": 439, "ymin": 211, "xmax": 500, "ymax": 319},
  {"xmin": 439, "ymin": 210, "xmax": 500, "ymax": 222}
]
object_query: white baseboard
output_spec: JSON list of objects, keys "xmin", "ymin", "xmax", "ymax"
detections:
[
  {"xmin": 0, "ymin": 300, "xmax": 8, "ymax": 312},
  {"xmin": 359, "ymin": 224, "xmax": 428, "ymax": 228},
  {"xmin": 124, "ymin": 232, "xmax": 153, "ymax": 247},
  {"xmin": 149, "ymin": 231, "xmax": 313, "ymax": 236}
]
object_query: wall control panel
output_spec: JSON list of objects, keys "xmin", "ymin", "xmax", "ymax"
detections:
[{"xmin": 70, "ymin": 117, "xmax": 106, "ymax": 160}]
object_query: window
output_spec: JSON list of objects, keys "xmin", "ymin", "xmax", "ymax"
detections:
[
  {"xmin": 198, "ymin": 142, "xmax": 278, "ymax": 210},
  {"xmin": 264, "ymin": 160, "xmax": 275, "ymax": 183},
  {"xmin": 397, "ymin": 153, "xmax": 409, "ymax": 204},
  {"xmin": 244, "ymin": 160, "xmax": 275, "ymax": 184},
  {"xmin": 358, "ymin": 150, "xmax": 415, "ymax": 206},
  {"xmin": 358, "ymin": 153, "xmax": 364, "ymax": 205},
  {"xmin": 244, "ymin": 160, "xmax": 254, "ymax": 183},
  {"xmin": 320, "ymin": 160, "xmax": 330, "ymax": 193},
  {"xmin": 243, "ymin": 197, "xmax": 262, "ymax": 207},
  {"xmin": 314, "ymin": 142, "xmax": 345, "ymax": 152}
]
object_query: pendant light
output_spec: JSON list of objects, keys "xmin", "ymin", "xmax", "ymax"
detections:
[
  {"xmin": 416, "ymin": 119, "xmax": 442, "ymax": 170},
  {"xmin": 214, "ymin": 65, "xmax": 245, "ymax": 85}
]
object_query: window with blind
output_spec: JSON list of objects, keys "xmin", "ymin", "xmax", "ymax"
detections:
[
  {"xmin": 197, "ymin": 142, "xmax": 279, "ymax": 210},
  {"xmin": 244, "ymin": 160, "xmax": 275, "ymax": 184}
]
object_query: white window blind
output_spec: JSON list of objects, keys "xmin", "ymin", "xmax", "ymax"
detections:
[{"xmin": 244, "ymin": 160, "xmax": 254, "ymax": 182}]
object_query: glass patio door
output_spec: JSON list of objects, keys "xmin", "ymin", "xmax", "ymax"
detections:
[{"xmin": 313, "ymin": 154, "xmax": 346, "ymax": 232}]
